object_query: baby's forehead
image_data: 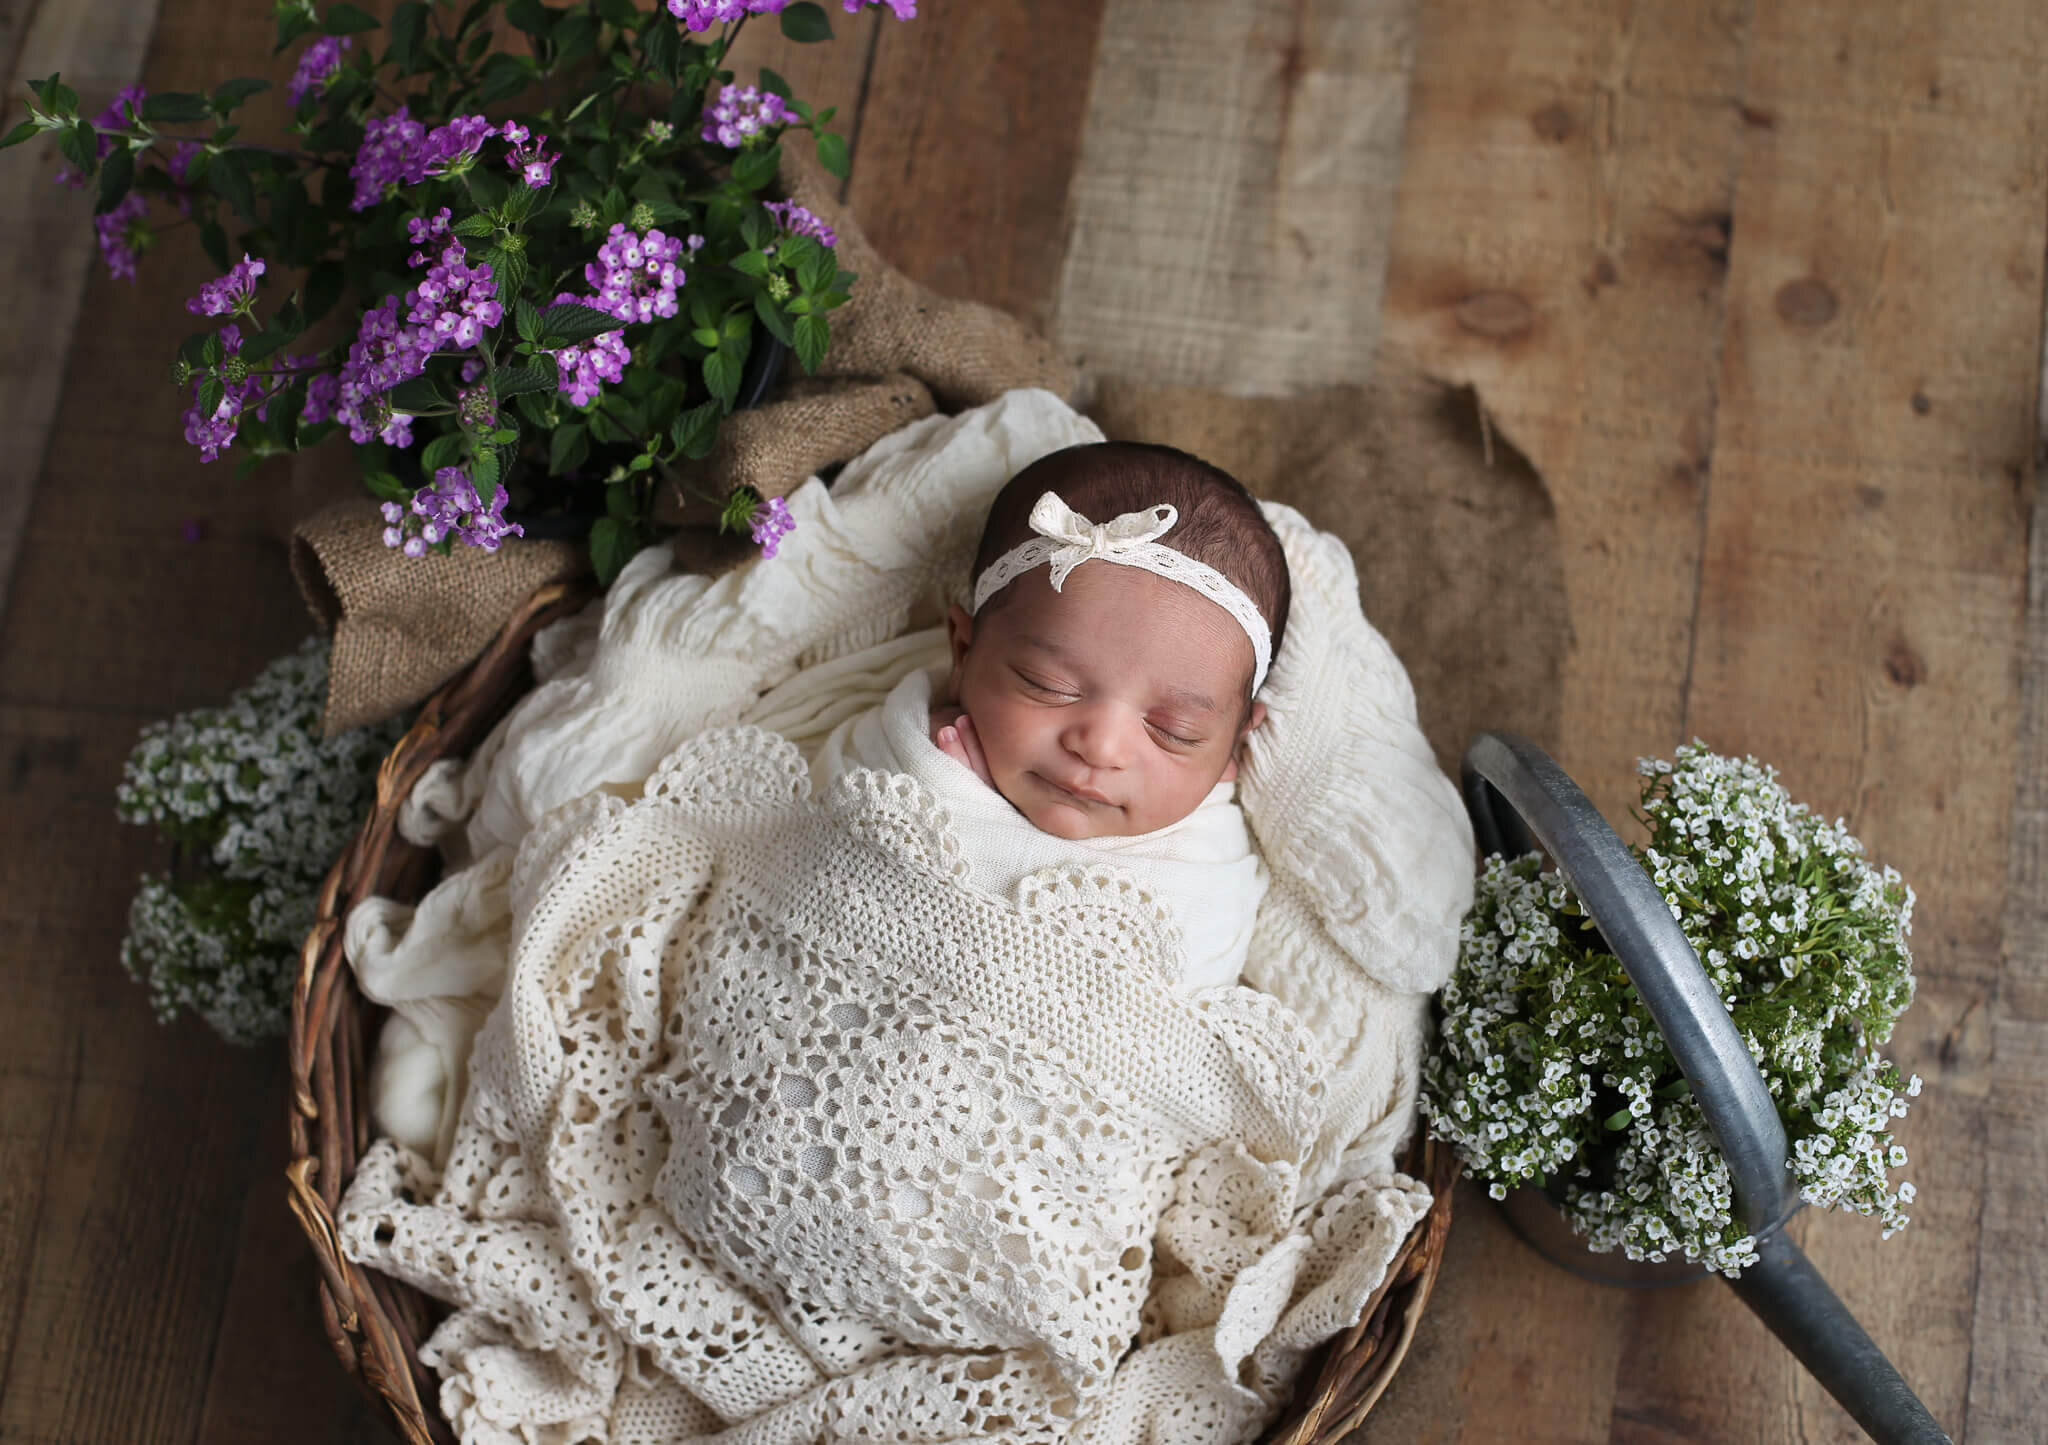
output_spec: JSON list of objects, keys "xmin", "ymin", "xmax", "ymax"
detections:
[{"xmin": 984, "ymin": 573, "xmax": 1256, "ymax": 706}]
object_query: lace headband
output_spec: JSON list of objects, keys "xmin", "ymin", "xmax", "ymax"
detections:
[{"xmin": 969, "ymin": 491, "xmax": 1273, "ymax": 693}]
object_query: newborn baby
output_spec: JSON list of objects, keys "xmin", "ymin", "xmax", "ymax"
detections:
[{"xmin": 823, "ymin": 440, "xmax": 1292, "ymax": 989}]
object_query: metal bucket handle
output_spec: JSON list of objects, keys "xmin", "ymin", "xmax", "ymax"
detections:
[{"xmin": 1460, "ymin": 732, "xmax": 1951, "ymax": 1445}]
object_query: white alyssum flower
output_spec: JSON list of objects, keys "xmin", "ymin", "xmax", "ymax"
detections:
[
  {"xmin": 116, "ymin": 638, "xmax": 404, "ymax": 1044},
  {"xmin": 1421, "ymin": 742, "xmax": 1922, "ymax": 1277}
]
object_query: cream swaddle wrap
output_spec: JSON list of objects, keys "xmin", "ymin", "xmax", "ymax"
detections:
[
  {"xmin": 335, "ymin": 389, "xmax": 1475, "ymax": 1444},
  {"xmin": 818, "ymin": 664, "xmax": 1266, "ymax": 990}
]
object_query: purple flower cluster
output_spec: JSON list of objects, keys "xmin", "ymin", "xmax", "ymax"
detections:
[
  {"xmin": 701, "ymin": 85, "xmax": 791, "ymax": 149},
  {"xmin": 381, "ymin": 468, "xmax": 523, "ymax": 556},
  {"xmin": 499, "ymin": 121, "xmax": 559, "ymax": 188},
  {"xmin": 667, "ymin": 0, "xmax": 785, "ymax": 31},
  {"xmin": 286, "ymin": 35, "xmax": 351, "ymax": 107},
  {"xmin": 348, "ymin": 109, "xmax": 495, "ymax": 210},
  {"xmin": 94, "ymin": 191, "xmax": 149, "ymax": 282},
  {"xmin": 749, "ymin": 495, "xmax": 796, "ymax": 558},
  {"xmin": 185, "ymin": 253, "xmax": 266, "ymax": 317},
  {"xmin": 320, "ymin": 293, "xmax": 424, "ymax": 446},
  {"xmin": 407, "ymin": 239, "xmax": 502, "ymax": 349},
  {"xmin": 407, "ymin": 206, "xmax": 452, "ymax": 249},
  {"xmin": 180, "ymin": 325, "xmax": 264, "ymax": 461},
  {"xmin": 545, "ymin": 289, "xmax": 631, "ymax": 407},
  {"xmin": 585, "ymin": 224, "xmax": 686, "ymax": 325},
  {"xmin": 763, "ymin": 199, "xmax": 837, "ymax": 248}
]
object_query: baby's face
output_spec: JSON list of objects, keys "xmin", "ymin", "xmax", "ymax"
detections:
[{"xmin": 947, "ymin": 563, "xmax": 1265, "ymax": 840}]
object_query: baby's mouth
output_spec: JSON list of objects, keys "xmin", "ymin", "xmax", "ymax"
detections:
[{"xmin": 1039, "ymin": 773, "xmax": 1113, "ymax": 806}]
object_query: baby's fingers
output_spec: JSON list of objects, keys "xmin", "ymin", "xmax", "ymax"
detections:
[{"xmin": 935, "ymin": 724, "xmax": 971, "ymax": 770}]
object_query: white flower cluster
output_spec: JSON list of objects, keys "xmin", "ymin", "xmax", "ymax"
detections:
[
  {"xmin": 116, "ymin": 638, "xmax": 404, "ymax": 1044},
  {"xmin": 1421, "ymin": 742, "xmax": 1922, "ymax": 1277}
]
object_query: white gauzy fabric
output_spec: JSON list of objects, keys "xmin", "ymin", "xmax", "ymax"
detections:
[
  {"xmin": 818, "ymin": 663, "xmax": 1265, "ymax": 990},
  {"xmin": 334, "ymin": 388, "xmax": 1475, "ymax": 1444}
]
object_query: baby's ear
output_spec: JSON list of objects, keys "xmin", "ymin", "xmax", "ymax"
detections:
[
  {"xmin": 1221, "ymin": 700, "xmax": 1267, "ymax": 782},
  {"xmin": 946, "ymin": 605, "xmax": 976, "ymax": 685}
]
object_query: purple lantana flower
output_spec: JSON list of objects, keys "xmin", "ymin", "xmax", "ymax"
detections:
[
  {"xmin": 667, "ymin": 0, "xmax": 786, "ymax": 32},
  {"xmin": 749, "ymin": 495, "xmax": 796, "ymax": 558},
  {"xmin": 331, "ymin": 293, "xmax": 424, "ymax": 445},
  {"xmin": 94, "ymin": 191, "xmax": 150, "ymax": 281},
  {"xmin": 584, "ymin": 223, "xmax": 686, "ymax": 325},
  {"xmin": 505, "ymin": 131, "xmax": 559, "ymax": 188},
  {"xmin": 350, "ymin": 107, "xmax": 427, "ymax": 210},
  {"xmin": 405, "ymin": 239, "xmax": 502, "ymax": 349},
  {"xmin": 701, "ymin": 85, "xmax": 791, "ymax": 149},
  {"xmin": 421, "ymin": 114, "xmax": 494, "ymax": 178},
  {"xmin": 286, "ymin": 35, "xmax": 351, "ymax": 107},
  {"xmin": 186, "ymin": 253, "xmax": 266, "ymax": 317},
  {"xmin": 392, "ymin": 465, "xmax": 524, "ymax": 554},
  {"xmin": 763, "ymin": 199, "xmax": 837, "ymax": 248},
  {"xmin": 179, "ymin": 324, "xmax": 273, "ymax": 461}
]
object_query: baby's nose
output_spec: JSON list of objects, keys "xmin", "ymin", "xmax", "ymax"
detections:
[{"xmin": 1062, "ymin": 707, "xmax": 1136, "ymax": 768}]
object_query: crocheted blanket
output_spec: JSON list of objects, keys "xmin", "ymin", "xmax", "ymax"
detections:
[{"xmin": 338, "ymin": 389, "xmax": 1475, "ymax": 1443}]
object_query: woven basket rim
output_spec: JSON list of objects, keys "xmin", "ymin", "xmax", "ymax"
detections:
[{"xmin": 285, "ymin": 577, "xmax": 1456, "ymax": 1445}]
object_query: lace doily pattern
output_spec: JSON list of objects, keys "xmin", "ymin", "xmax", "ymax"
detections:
[{"xmin": 341, "ymin": 725, "xmax": 1352, "ymax": 1442}]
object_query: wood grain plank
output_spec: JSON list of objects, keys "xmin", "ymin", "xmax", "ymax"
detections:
[
  {"xmin": 1961, "ymin": 277, "xmax": 2048, "ymax": 1441},
  {"xmin": 1052, "ymin": 0, "xmax": 1417, "ymax": 393},
  {"xmin": 0, "ymin": 0, "xmax": 164, "ymax": 624},
  {"xmin": 1652, "ymin": 0, "xmax": 2048, "ymax": 1438},
  {"xmin": 1366, "ymin": 2, "xmax": 1756, "ymax": 1436},
  {"xmin": 849, "ymin": 0, "xmax": 1108, "ymax": 328}
]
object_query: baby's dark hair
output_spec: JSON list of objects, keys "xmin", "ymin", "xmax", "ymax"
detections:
[{"xmin": 972, "ymin": 442, "xmax": 1291, "ymax": 685}]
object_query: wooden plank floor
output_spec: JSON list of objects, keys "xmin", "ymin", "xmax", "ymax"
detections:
[{"xmin": 1, "ymin": 0, "xmax": 2041, "ymax": 1441}]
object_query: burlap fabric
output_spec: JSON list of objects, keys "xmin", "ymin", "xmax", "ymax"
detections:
[
  {"xmin": 297, "ymin": 152, "xmax": 1077, "ymax": 736},
  {"xmin": 291, "ymin": 500, "xmax": 590, "ymax": 736}
]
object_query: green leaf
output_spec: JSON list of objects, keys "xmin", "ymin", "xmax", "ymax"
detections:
[
  {"xmin": 554, "ymin": 11, "xmax": 598, "ymax": 63},
  {"xmin": 95, "ymin": 145, "xmax": 135, "ymax": 215},
  {"xmin": 731, "ymin": 142, "xmax": 780, "ymax": 192},
  {"xmin": 798, "ymin": 242, "xmax": 836, "ymax": 297},
  {"xmin": 475, "ymin": 52, "xmax": 534, "ymax": 105},
  {"xmin": 198, "ymin": 377, "xmax": 226, "ymax": 419},
  {"xmin": 0, "ymin": 120, "xmax": 40, "ymax": 150},
  {"xmin": 504, "ymin": 0, "xmax": 551, "ymax": 36},
  {"xmin": 274, "ymin": 5, "xmax": 318, "ymax": 52},
  {"xmin": 210, "ymin": 77, "xmax": 271, "ymax": 114},
  {"xmin": 641, "ymin": 13, "xmax": 682, "ymax": 82},
  {"xmin": 728, "ymin": 249, "xmax": 770, "ymax": 279},
  {"xmin": 606, "ymin": 478, "xmax": 639, "ymax": 519},
  {"xmin": 814, "ymin": 128, "xmax": 849, "ymax": 181},
  {"xmin": 548, "ymin": 421, "xmax": 588, "ymax": 475},
  {"xmin": 389, "ymin": 3, "xmax": 430, "ymax": 71},
  {"xmin": 57, "ymin": 122, "xmax": 95, "ymax": 176},
  {"xmin": 538, "ymin": 302, "xmax": 624, "ymax": 345},
  {"xmin": 240, "ymin": 327, "xmax": 292, "ymax": 363},
  {"xmin": 1603, "ymin": 1106, "xmax": 1635, "ymax": 1132},
  {"xmin": 494, "ymin": 358, "xmax": 558, "ymax": 396},
  {"xmin": 471, "ymin": 446, "xmax": 501, "ymax": 502},
  {"xmin": 464, "ymin": 166, "xmax": 510, "ymax": 210},
  {"xmin": 515, "ymin": 297, "xmax": 541, "ymax": 343},
  {"xmin": 752, "ymin": 292, "xmax": 794, "ymax": 346},
  {"xmin": 140, "ymin": 91, "xmax": 209, "ymax": 124},
  {"xmin": 703, "ymin": 347, "xmax": 741, "ymax": 404},
  {"xmin": 325, "ymin": 3, "xmax": 382, "ymax": 35},
  {"xmin": 759, "ymin": 66, "xmax": 793, "ymax": 99},
  {"xmin": 303, "ymin": 260, "xmax": 344, "ymax": 324},
  {"xmin": 201, "ymin": 330, "xmax": 226, "ymax": 366},
  {"xmin": 778, "ymin": 1, "xmax": 833, "ymax": 42},
  {"xmin": 210, "ymin": 149, "xmax": 257, "ymax": 225},
  {"xmin": 387, "ymin": 375, "xmax": 446, "ymax": 414},
  {"xmin": 484, "ymin": 243, "xmax": 528, "ymax": 307},
  {"xmin": 792, "ymin": 313, "xmax": 829, "ymax": 374},
  {"xmin": 669, "ymin": 399, "xmax": 721, "ymax": 460},
  {"xmin": 198, "ymin": 218, "xmax": 231, "ymax": 273},
  {"xmin": 589, "ymin": 518, "xmax": 638, "ymax": 585},
  {"xmin": 453, "ymin": 213, "xmax": 496, "ymax": 238},
  {"xmin": 596, "ymin": 0, "xmax": 640, "ymax": 24},
  {"xmin": 720, "ymin": 312, "xmax": 752, "ymax": 342},
  {"xmin": 34, "ymin": 75, "xmax": 80, "ymax": 119},
  {"xmin": 421, "ymin": 432, "xmax": 466, "ymax": 472}
]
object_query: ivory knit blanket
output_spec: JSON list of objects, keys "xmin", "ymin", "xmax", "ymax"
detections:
[{"xmin": 337, "ymin": 390, "xmax": 1476, "ymax": 1443}]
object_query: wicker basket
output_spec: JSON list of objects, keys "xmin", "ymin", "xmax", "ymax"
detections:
[{"xmin": 286, "ymin": 580, "xmax": 1457, "ymax": 1445}]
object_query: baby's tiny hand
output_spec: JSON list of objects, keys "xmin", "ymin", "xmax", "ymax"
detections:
[{"xmin": 934, "ymin": 712, "xmax": 995, "ymax": 788}]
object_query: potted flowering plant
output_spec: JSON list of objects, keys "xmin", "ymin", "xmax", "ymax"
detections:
[
  {"xmin": 1422, "ymin": 742, "xmax": 1923, "ymax": 1278},
  {"xmin": 5, "ymin": 0, "xmax": 913, "ymax": 580}
]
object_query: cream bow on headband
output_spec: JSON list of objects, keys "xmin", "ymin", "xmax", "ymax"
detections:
[{"xmin": 969, "ymin": 490, "xmax": 1274, "ymax": 693}]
